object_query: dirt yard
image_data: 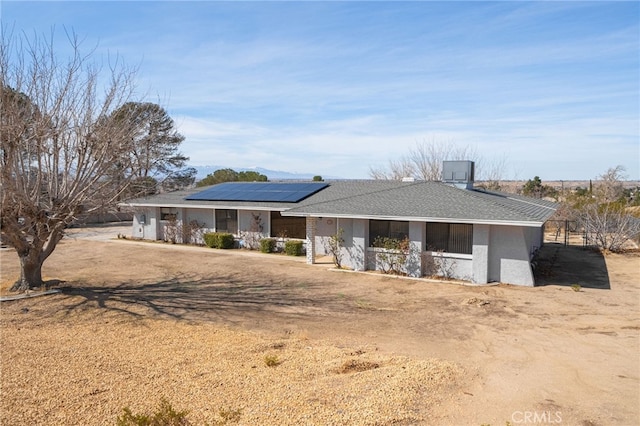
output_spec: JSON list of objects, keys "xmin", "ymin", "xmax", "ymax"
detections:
[{"xmin": 1, "ymin": 225, "xmax": 638, "ymax": 425}]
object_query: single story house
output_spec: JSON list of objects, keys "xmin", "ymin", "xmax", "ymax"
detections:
[{"xmin": 121, "ymin": 161, "xmax": 557, "ymax": 286}]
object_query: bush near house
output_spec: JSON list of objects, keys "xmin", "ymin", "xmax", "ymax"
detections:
[
  {"xmin": 260, "ymin": 238, "xmax": 276, "ymax": 253},
  {"xmin": 371, "ymin": 236, "xmax": 411, "ymax": 275},
  {"xmin": 284, "ymin": 240, "xmax": 304, "ymax": 256},
  {"xmin": 203, "ymin": 232, "xmax": 235, "ymax": 249}
]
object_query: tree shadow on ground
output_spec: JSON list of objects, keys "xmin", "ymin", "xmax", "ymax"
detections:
[
  {"xmin": 58, "ymin": 272, "xmax": 344, "ymax": 324},
  {"xmin": 534, "ymin": 243, "xmax": 610, "ymax": 289}
]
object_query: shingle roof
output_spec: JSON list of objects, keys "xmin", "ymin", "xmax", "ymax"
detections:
[
  {"xmin": 284, "ymin": 181, "xmax": 557, "ymax": 225},
  {"xmin": 123, "ymin": 180, "xmax": 557, "ymax": 226}
]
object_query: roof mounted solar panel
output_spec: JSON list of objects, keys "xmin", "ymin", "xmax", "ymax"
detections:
[{"xmin": 185, "ymin": 182, "xmax": 329, "ymax": 203}]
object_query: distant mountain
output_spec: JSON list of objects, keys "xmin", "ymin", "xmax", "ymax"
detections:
[{"xmin": 191, "ymin": 165, "xmax": 333, "ymax": 181}]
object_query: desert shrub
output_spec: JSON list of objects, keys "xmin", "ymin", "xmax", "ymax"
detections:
[
  {"xmin": 423, "ymin": 248, "xmax": 457, "ymax": 280},
  {"xmin": 204, "ymin": 232, "xmax": 235, "ymax": 249},
  {"xmin": 163, "ymin": 217, "xmax": 182, "ymax": 244},
  {"xmin": 422, "ymin": 251, "xmax": 438, "ymax": 276},
  {"xmin": 239, "ymin": 213, "xmax": 264, "ymax": 250},
  {"xmin": 116, "ymin": 398, "xmax": 190, "ymax": 426},
  {"xmin": 264, "ymin": 354, "xmax": 280, "ymax": 367},
  {"xmin": 326, "ymin": 228, "xmax": 344, "ymax": 268},
  {"xmin": 260, "ymin": 238, "xmax": 276, "ymax": 253},
  {"xmin": 436, "ymin": 253, "xmax": 457, "ymax": 279},
  {"xmin": 371, "ymin": 236, "xmax": 411, "ymax": 274},
  {"xmin": 216, "ymin": 408, "xmax": 242, "ymax": 424},
  {"xmin": 284, "ymin": 240, "xmax": 303, "ymax": 256},
  {"xmin": 335, "ymin": 359, "xmax": 380, "ymax": 374},
  {"xmin": 182, "ymin": 220, "xmax": 206, "ymax": 245}
]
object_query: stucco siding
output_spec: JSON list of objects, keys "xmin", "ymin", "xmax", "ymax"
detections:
[
  {"xmin": 340, "ymin": 218, "xmax": 368, "ymax": 271},
  {"xmin": 185, "ymin": 208, "xmax": 213, "ymax": 229},
  {"xmin": 132, "ymin": 207, "xmax": 159, "ymax": 240},
  {"xmin": 132, "ymin": 211, "xmax": 144, "ymax": 239},
  {"xmin": 449, "ymin": 255, "xmax": 472, "ymax": 280},
  {"xmin": 238, "ymin": 210, "xmax": 265, "ymax": 233},
  {"xmin": 352, "ymin": 219, "xmax": 368, "ymax": 271},
  {"xmin": 314, "ymin": 217, "xmax": 338, "ymax": 256},
  {"xmin": 489, "ymin": 225, "xmax": 535, "ymax": 286},
  {"xmin": 526, "ymin": 226, "xmax": 543, "ymax": 254},
  {"xmin": 338, "ymin": 218, "xmax": 353, "ymax": 268},
  {"xmin": 472, "ymin": 224, "xmax": 490, "ymax": 283},
  {"xmin": 407, "ymin": 221, "xmax": 424, "ymax": 277}
]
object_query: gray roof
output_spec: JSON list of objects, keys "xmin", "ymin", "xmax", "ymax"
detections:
[
  {"xmin": 123, "ymin": 180, "xmax": 557, "ymax": 226},
  {"xmin": 284, "ymin": 181, "xmax": 557, "ymax": 225}
]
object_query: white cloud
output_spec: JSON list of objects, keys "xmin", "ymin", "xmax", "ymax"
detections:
[{"xmin": 5, "ymin": 1, "xmax": 638, "ymax": 180}]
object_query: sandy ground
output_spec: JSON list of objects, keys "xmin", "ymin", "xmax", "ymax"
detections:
[{"xmin": 1, "ymin": 224, "xmax": 639, "ymax": 425}]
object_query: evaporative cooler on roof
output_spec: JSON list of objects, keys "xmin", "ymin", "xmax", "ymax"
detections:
[{"xmin": 185, "ymin": 182, "xmax": 329, "ymax": 203}]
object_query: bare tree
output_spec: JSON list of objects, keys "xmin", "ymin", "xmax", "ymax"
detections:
[
  {"xmin": 478, "ymin": 154, "xmax": 508, "ymax": 191},
  {"xmin": 570, "ymin": 165, "xmax": 640, "ymax": 252},
  {"xmin": 594, "ymin": 165, "xmax": 626, "ymax": 203},
  {"xmin": 1, "ymin": 28, "xmax": 141, "ymax": 291},
  {"xmin": 581, "ymin": 203, "xmax": 640, "ymax": 252},
  {"xmin": 369, "ymin": 139, "xmax": 505, "ymax": 182}
]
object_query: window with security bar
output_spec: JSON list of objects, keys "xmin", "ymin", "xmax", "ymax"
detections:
[
  {"xmin": 215, "ymin": 209, "xmax": 238, "ymax": 233},
  {"xmin": 270, "ymin": 211, "xmax": 306, "ymax": 239},
  {"xmin": 426, "ymin": 223, "xmax": 473, "ymax": 254},
  {"xmin": 160, "ymin": 208, "xmax": 177, "ymax": 221},
  {"xmin": 369, "ymin": 220, "xmax": 409, "ymax": 245}
]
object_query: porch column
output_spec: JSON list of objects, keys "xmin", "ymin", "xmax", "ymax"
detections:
[
  {"xmin": 306, "ymin": 217, "xmax": 316, "ymax": 264},
  {"xmin": 352, "ymin": 219, "xmax": 367, "ymax": 271},
  {"xmin": 408, "ymin": 221, "xmax": 425, "ymax": 277}
]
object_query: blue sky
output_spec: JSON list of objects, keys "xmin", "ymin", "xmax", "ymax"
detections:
[{"xmin": 2, "ymin": 1, "xmax": 639, "ymax": 180}]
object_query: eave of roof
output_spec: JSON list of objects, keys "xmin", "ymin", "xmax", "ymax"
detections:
[{"xmin": 121, "ymin": 180, "xmax": 558, "ymax": 226}]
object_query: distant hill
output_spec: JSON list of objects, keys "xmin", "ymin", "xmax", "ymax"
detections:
[{"xmin": 192, "ymin": 165, "xmax": 336, "ymax": 181}]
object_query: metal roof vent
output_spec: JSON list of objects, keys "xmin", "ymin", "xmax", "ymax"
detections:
[
  {"xmin": 401, "ymin": 177, "xmax": 415, "ymax": 182},
  {"xmin": 442, "ymin": 161, "xmax": 475, "ymax": 189}
]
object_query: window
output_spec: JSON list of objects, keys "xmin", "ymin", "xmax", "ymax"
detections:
[
  {"xmin": 426, "ymin": 223, "xmax": 472, "ymax": 254},
  {"xmin": 160, "ymin": 208, "xmax": 177, "ymax": 221},
  {"xmin": 270, "ymin": 211, "xmax": 305, "ymax": 239},
  {"xmin": 216, "ymin": 209, "xmax": 238, "ymax": 233},
  {"xmin": 369, "ymin": 220, "xmax": 409, "ymax": 245}
]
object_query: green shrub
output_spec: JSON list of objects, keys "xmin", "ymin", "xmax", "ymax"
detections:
[
  {"xmin": 203, "ymin": 232, "xmax": 235, "ymax": 249},
  {"xmin": 260, "ymin": 238, "xmax": 276, "ymax": 253},
  {"xmin": 284, "ymin": 240, "xmax": 303, "ymax": 256},
  {"xmin": 116, "ymin": 398, "xmax": 190, "ymax": 425},
  {"xmin": 203, "ymin": 232, "xmax": 219, "ymax": 248},
  {"xmin": 217, "ymin": 233, "xmax": 235, "ymax": 249}
]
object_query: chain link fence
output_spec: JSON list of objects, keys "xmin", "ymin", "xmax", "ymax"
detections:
[{"xmin": 544, "ymin": 220, "xmax": 585, "ymax": 246}]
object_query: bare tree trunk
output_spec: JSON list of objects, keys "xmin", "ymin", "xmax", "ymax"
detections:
[
  {"xmin": 11, "ymin": 250, "xmax": 44, "ymax": 292},
  {"xmin": 7, "ymin": 227, "xmax": 63, "ymax": 293}
]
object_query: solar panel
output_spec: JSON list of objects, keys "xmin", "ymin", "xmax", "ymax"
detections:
[{"xmin": 185, "ymin": 182, "xmax": 329, "ymax": 203}]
